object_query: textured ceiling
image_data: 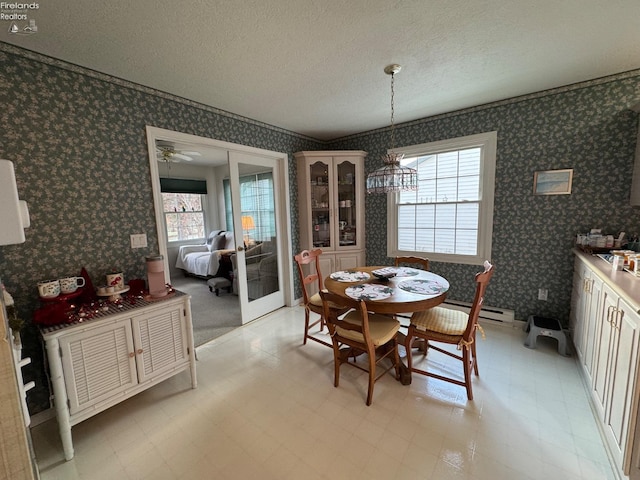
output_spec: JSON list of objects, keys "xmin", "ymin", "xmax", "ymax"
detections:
[{"xmin": 3, "ymin": 0, "xmax": 640, "ymax": 141}]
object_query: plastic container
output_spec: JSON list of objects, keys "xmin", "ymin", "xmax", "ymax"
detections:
[
  {"xmin": 612, "ymin": 252, "xmax": 625, "ymax": 271},
  {"xmin": 146, "ymin": 254, "xmax": 167, "ymax": 297}
]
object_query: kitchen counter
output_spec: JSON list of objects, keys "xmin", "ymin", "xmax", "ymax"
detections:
[{"xmin": 574, "ymin": 248, "xmax": 640, "ymax": 313}]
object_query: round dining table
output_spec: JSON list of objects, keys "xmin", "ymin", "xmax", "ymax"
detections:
[
  {"xmin": 324, "ymin": 265, "xmax": 450, "ymax": 385},
  {"xmin": 324, "ymin": 266, "xmax": 449, "ymax": 315}
]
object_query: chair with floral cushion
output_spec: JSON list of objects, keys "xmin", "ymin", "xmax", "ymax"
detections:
[
  {"xmin": 404, "ymin": 261, "xmax": 494, "ymax": 400},
  {"xmin": 319, "ymin": 290, "xmax": 401, "ymax": 406}
]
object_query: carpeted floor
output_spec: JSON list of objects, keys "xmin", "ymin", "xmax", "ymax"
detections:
[{"xmin": 171, "ymin": 275, "xmax": 242, "ymax": 347}]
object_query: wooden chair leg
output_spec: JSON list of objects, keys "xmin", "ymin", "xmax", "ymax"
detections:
[
  {"xmin": 471, "ymin": 340, "xmax": 479, "ymax": 375},
  {"xmin": 366, "ymin": 351, "xmax": 376, "ymax": 406},
  {"xmin": 463, "ymin": 346, "xmax": 473, "ymax": 400},
  {"xmin": 392, "ymin": 340, "xmax": 401, "ymax": 380},
  {"xmin": 303, "ymin": 309, "xmax": 310, "ymax": 345},
  {"xmin": 333, "ymin": 345, "xmax": 341, "ymax": 388},
  {"xmin": 404, "ymin": 333, "xmax": 414, "ymax": 371}
]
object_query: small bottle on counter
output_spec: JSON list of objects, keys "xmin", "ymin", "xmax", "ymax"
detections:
[{"xmin": 612, "ymin": 252, "xmax": 625, "ymax": 271}]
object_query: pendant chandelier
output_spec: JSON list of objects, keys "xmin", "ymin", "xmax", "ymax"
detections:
[{"xmin": 366, "ymin": 64, "xmax": 418, "ymax": 194}]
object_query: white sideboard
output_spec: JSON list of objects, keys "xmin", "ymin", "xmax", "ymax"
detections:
[
  {"xmin": 571, "ymin": 250, "xmax": 640, "ymax": 479},
  {"xmin": 40, "ymin": 292, "xmax": 197, "ymax": 460}
]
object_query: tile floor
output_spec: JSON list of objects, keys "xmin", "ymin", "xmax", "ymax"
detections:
[{"xmin": 32, "ymin": 306, "xmax": 616, "ymax": 480}]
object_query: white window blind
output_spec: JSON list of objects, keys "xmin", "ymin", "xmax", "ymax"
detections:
[{"xmin": 388, "ymin": 132, "xmax": 496, "ymax": 265}]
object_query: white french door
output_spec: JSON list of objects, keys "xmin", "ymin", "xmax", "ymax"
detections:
[{"xmin": 228, "ymin": 151, "xmax": 285, "ymax": 324}]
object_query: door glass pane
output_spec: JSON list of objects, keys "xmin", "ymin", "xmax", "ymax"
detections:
[
  {"xmin": 337, "ymin": 160, "xmax": 356, "ymax": 247},
  {"xmin": 309, "ymin": 161, "xmax": 330, "ymax": 248},
  {"xmin": 238, "ymin": 163, "xmax": 279, "ymax": 302}
]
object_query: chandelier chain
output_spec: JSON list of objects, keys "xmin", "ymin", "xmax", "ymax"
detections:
[{"xmin": 390, "ymin": 71, "xmax": 396, "ymax": 151}]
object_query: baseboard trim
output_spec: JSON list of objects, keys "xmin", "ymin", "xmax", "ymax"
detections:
[{"xmin": 29, "ymin": 407, "xmax": 55, "ymax": 427}]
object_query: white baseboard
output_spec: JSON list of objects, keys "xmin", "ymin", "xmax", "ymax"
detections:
[{"xmin": 29, "ymin": 407, "xmax": 55, "ymax": 427}]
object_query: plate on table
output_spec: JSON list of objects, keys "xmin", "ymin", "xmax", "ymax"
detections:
[
  {"xmin": 371, "ymin": 267, "xmax": 397, "ymax": 280},
  {"xmin": 345, "ymin": 284, "xmax": 394, "ymax": 301},
  {"xmin": 330, "ymin": 271, "xmax": 370, "ymax": 282},
  {"xmin": 398, "ymin": 279, "xmax": 448, "ymax": 295}
]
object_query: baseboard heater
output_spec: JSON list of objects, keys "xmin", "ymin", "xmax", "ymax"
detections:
[{"xmin": 440, "ymin": 299, "xmax": 515, "ymax": 324}]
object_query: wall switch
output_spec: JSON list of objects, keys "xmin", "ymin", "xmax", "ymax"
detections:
[
  {"xmin": 538, "ymin": 288, "xmax": 548, "ymax": 301},
  {"xmin": 130, "ymin": 233, "xmax": 147, "ymax": 248}
]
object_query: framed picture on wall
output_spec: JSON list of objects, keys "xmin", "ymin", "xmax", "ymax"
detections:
[{"xmin": 533, "ymin": 169, "xmax": 573, "ymax": 195}]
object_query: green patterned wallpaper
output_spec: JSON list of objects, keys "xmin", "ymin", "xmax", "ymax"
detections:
[
  {"xmin": 1, "ymin": 41, "xmax": 640, "ymax": 414},
  {"xmin": 0, "ymin": 44, "xmax": 321, "ymax": 412},
  {"xmin": 329, "ymin": 72, "xmax": 640, "ymax": 323}
]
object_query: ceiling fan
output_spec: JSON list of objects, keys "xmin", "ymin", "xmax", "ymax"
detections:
[{"xmin": 156, "ymin": 141, "xmax": 202, "ymax": 163}]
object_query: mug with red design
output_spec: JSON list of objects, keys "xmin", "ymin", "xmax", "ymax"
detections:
[{"xmin": 106, "ymin": 272, "xmax": 124, "ymax": 291}]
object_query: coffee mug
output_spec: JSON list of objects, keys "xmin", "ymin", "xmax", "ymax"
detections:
[
  {"xmin": 38, "ymin": 279, "xmax": 61, "ymax": 298},
  {"xmin": 106, "ymin": 272, "xmax": 124, "ymax": 291},
  {"xmin": 59, "ymin": 276, "xmax": 86, "ymax": 294}
]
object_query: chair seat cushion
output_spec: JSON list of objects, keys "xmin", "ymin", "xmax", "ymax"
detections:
[
  {"xmin": 309, "ymin": 291, "xmax": 346, "ymax": 312},
  {"xmin": 337, "ymin": 311, "xmax": 400, "ymax": 346},
  {"xmin": 411, "ymin": 306, "xmax": 469, "ymax": 335}
]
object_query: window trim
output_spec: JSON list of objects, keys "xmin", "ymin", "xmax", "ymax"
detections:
[{"xmin": 386, "ymin": 131, "xmax": 497, "ymax": 265}]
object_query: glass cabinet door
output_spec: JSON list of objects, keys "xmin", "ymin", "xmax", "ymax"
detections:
[
  {"xmin": 309, "ymin": 161, "xmax": 331, "ymax": 248},
  {"xmin": 336, "ymin": 160, "xmax": 356, "ymax": 248}
]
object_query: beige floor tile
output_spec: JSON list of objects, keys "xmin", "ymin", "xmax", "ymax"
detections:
[{"xmin": 32, "ymin": 306, "xmax": 616, "ymax": 480}]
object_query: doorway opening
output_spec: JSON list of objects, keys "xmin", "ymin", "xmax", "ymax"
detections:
[{"xmin": 145, "ymin": 126, "xmax": 294, "ymax": 346}]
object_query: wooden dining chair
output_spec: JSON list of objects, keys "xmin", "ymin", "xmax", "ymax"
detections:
[
  {"xmin": 395, "ymin": 256, "xmax": 430, "ymax": 271},
  {"xmin": 294, "ymin": 249, "xmax": 347, "ymax": 347},
  {"xmin": 319, "ymin": 290, "xmax": 401, "ymax": 406},
  {"xmin": 404, "ymin": 261, "xmax": 494, "ymax": 400}
]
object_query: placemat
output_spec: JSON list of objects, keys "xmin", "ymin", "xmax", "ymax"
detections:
[
  {"xmin": 393, "ymin": 267, "xmax": 421, "ymax": 277},
  {"xmin": 345, "ymin": 284, "xmax": 394, "ymax": 300},
  {"xmin": 329, "ymin": 271, "xmax": 371, "ymax": 282},
  {"xmin": 398, "ymin": 279, "xmax": 448, "ymax": 295}
]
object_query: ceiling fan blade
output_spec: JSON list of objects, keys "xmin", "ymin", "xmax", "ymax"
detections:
[
  {"xmin": 178, "ymin": 150, "xmax": 201, "ymax": 157},
  {"xmin": 172, "ymin": 153, "xmax": 193, "ymax": 161}
]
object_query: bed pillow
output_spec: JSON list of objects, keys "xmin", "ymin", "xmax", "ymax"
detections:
[
  {"xmin": 206, "ymin": 230, "xmax": 223, "ymax": 245},
  {"xmin": 208, "ymin": 234, "xmax": 226, "ymax": 251}
]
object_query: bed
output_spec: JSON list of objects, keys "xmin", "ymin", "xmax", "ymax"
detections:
[{"xmin": 175, "ymin": 230, "xmax": 235, "ymax": 278}]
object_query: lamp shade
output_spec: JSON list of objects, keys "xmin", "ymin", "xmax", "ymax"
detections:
[{"xmin": 241, "ymin": 216, "xmax": 255, "ymax": 230}]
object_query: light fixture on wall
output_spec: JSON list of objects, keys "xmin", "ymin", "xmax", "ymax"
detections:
[{"xmin": 366, "ymin": 64, "xmax": 418, "ymax": 194}]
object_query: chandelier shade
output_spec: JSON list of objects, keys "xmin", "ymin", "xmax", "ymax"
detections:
[
  {"xmin": 365, "ymin": 152, "xmax": 417, "ymax": 193},
  {"xmin": 366, "ymin": 64, "xmax": 418, "ymax": 194}
]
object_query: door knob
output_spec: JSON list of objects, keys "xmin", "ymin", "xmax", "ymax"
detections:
[{"xmin": 237, "ymin": 246, "xmax": 244, "ymax": 252}]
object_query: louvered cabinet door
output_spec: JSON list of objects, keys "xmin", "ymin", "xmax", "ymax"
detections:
[
  {"xmin": 131, "ymin": 304, "xmax": 189, "ymax": 384},
  {"xmin": 59, "ymin": 319, "xmax": 137, "ymax": 416}
]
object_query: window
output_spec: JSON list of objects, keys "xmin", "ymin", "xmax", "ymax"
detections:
[
  {"xmin": 162, "ymin": 192, "xmax": 206, "ymax": 242},
  {"xmin": 387, "ymin": 131, "xmax": 497, "ymax": 265},
  {"xmin": 223, "ymin": 172, "xmax": 275, "ymax": 242}
]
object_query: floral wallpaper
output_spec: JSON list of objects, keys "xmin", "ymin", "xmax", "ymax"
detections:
[
  {"xmin": 330, "ymin": 72, "xmax": 640, "ymax": 323},
  {"xmin": 2, "ymin": 41, "xmax": 640, "ymax": 415},
  {"xmin": 0, "ymin": 44, "xmax": 320, "ymax": 413}
]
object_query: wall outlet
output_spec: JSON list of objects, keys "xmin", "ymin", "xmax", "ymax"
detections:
[
  {"xmin": 130, "ymin": 233, "xmax": 147, "ymax": 248},
  {"xmin": 538, "ymin": 288, "xmax": 548, "ymax": 301}
]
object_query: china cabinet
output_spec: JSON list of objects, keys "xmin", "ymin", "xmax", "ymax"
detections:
[
  {"xmin": 294, "ymin": 151, "xmax": 367, "ymax": 278},
  {"xmin": 40, "ymin": 292, "xmax": 197, "ymax": 461}
]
